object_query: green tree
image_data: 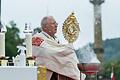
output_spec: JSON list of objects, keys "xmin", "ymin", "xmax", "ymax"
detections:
[
  {"xmin": 102, "ymin": 60, "xmax": 120, "ymax": 80},
  {"xmin": 5, "ymin": 21, "xmax": 23, "ymax": 58},
  {"xmin": 33, "ymin": 27, "xmax": 41, "ymax": 35}
]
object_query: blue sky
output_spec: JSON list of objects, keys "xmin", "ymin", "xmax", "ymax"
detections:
[{"xmin": 1, "ymin": 0, "xmax": 120, "ymax": 49}]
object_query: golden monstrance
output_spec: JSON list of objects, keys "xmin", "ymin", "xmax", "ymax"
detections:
[{"xmin": 62, "ymin": 12, "xmax": 80, "ymax": 43}]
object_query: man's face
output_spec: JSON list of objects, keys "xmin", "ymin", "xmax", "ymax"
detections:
[{"xmin": 46, "ymin": 17, "xmax": 58, "ymax": 37}]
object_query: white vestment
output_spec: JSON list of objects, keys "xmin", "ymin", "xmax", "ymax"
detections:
[{"xmin": 32, "ymin": 32, "xmax": 80, "ymax": 80}]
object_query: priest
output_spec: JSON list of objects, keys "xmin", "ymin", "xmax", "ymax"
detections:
[{"xmin": 32, "ymin": 16, "xmax": 80, "ymax": 80}]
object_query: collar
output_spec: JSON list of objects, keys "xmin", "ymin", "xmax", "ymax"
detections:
[
  {"xmin": 42, "ymin": 31, "xmax": 55, "ymax": 40},
  {"xmin": 41, "ymin": 31, "xmax": 59, "ymax": 43}
]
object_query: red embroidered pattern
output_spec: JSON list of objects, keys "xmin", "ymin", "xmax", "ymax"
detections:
[{"xmin": 32, "ymin": 37, "xmax": 44, "ymax": 46}]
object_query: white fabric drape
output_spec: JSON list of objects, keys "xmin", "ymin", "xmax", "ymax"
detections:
[{"xmin": 32, "ymin": 32, "xmax": 80, "ymax": 80}]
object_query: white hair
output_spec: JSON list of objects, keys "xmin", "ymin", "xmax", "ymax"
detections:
[{"xmin": 41, "ymin": 16, "xmax": 54, "ymax": 30}]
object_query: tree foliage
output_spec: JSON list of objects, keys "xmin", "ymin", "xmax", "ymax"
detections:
[
  {"xmin": 102, "ymin": 60, "xmax": 120, "ymax": 80},
  {"xmin": 33, "ymin": 27, "xmax": 41, "ymax": 35},
  {"xmin": 5, "ymin": 21, "xmax": 23, "ymax": 58},
  {"xmin": 104, "ymin": 38, "xmax": 120, "ymax": 62}
]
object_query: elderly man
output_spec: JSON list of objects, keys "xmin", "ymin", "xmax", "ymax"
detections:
[{"xmin": 32, "ymin": 16, "xmax": 80, "ymax": 80}]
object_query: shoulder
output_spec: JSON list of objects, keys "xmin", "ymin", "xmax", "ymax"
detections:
[{"xmin": 32, "ymin": 33, "xmax": 44, "ymax": 46}]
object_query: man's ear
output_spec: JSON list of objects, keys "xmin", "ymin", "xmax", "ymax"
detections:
[{"xmin": 43, "ymin": 26, "xmax": 47, "ymax": 30}]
